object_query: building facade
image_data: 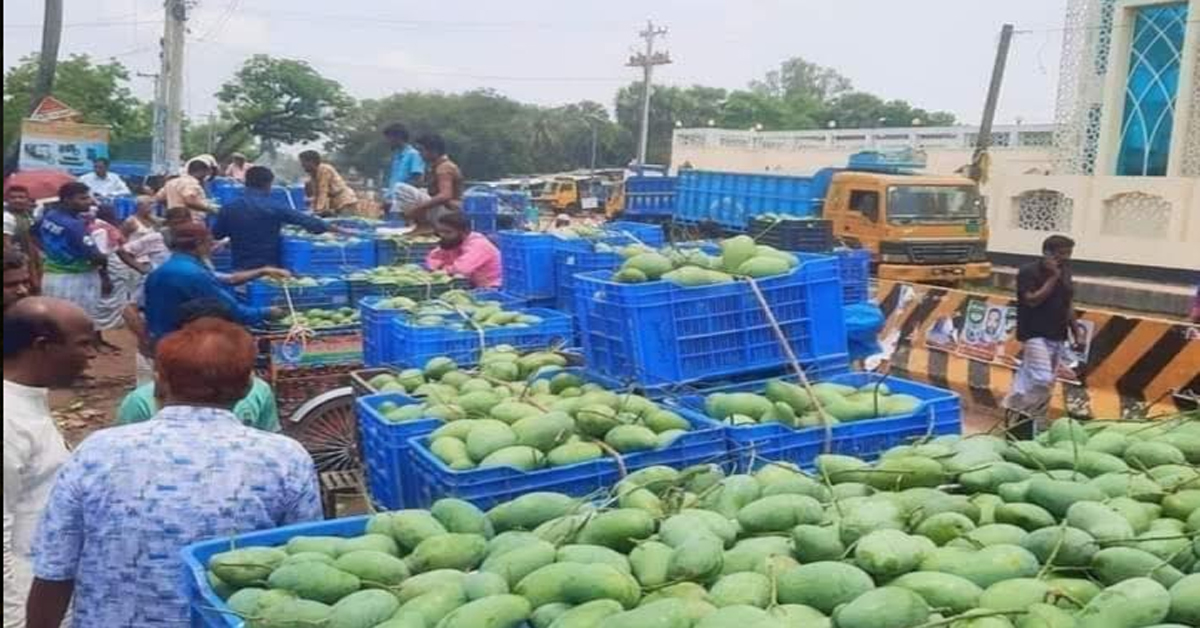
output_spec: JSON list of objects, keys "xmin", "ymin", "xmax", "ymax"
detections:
[{"xmin": 670, "ymin": 1, "xmax": 1199, "ymax": 276}]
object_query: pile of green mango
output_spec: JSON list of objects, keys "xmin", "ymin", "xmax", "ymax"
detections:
[
  {"xmin": 203, "ymin": 414, "xmax": 1200, "ymax": 628},
  {"xmin": 372, "ymin": 291, "xmax": 544, "ymax": 331},
  {"xmin": 280, "ymin": 307, "xmax": 360, "ymax": 329},
  {"xmin": 346, "ymin": 264, "xmax": 458, "ymax": 288},
  {"xmin": 613, "ymin": 235, "xmax": 799, "ymax": 286},
  {"xmin": 368, "ymin": 352, "xmax": 697, "ymax": 471},
  {"xmin": 365, "ymin": 348, "xmax": 570, "ymax": 400},
  {"xmin": 421, "ymin": 376, "xmax": 696, "ymax": 471},
  {"xmin": 704, "ymin": 380, "xmax": 922, "ymax": 428},
  {"xmin": 284, "ymin": 228, "xmax": 369, "ymax": 246}
]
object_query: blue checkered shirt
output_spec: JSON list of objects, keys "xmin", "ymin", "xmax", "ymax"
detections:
[{"xmin": 31, "ymin": 406, "xmax": 322, "ymax": 626}]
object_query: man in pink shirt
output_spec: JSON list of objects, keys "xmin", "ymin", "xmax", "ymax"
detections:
[{"xmin": 425, "ymin": 210, "xmax": 501, "ymax": 289}]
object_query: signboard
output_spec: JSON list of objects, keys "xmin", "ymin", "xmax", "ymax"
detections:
[{"xmin": 18, "ymin": 119, "xmax": 110, "ymax": 173}]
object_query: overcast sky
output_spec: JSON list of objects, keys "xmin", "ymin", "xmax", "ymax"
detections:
[{"xmin": 4, "ymin": 0, "xmax": 1068, "ymax": 127}]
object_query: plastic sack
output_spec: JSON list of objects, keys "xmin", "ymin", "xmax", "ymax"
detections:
[{"xmin": 844, "ymin": 302, "xmax": 884, "ymax": 360}]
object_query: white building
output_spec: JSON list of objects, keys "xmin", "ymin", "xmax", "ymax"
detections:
[{"xmin": 671, "ymin": 0, "xmax": 1199, "ymax": 278}]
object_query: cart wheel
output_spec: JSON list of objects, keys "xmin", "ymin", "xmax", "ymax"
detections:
[{"xmin": 284, "ymin": 386, "xmax": 360, "ymax": 473}]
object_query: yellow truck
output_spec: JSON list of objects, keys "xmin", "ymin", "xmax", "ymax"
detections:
[
  {"xmin": 680, "ymin": 150, "xmax": 991, "ymax": 283},
  {"xmin": 820, "ymin": 168, "xmax": 991, "ymax": 282}
]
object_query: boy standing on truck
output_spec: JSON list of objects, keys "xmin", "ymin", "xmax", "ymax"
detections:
[{"xmin": 1004, "ymin": 234, "xmax": 1085, "ymax": 430}]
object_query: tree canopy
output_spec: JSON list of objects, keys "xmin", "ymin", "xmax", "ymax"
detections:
[
  {"xmin": 214, "ymin": 55, "xmax": 352, "ymax": 159},
  {"xmin": 3, "ymin": 54, "xmax": 150, "ymax": 154},
  {"xmin": 614, "ymin": 56, "xmax": 956, "ymax": 164},
  {"xmin": 4, "ymin": 51, "xmax": 956, "ymax": 178},
  {"xmin": 327, "ymin": 90, "xmax": 635, "ymax": 183}
]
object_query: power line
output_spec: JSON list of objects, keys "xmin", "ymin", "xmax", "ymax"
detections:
[
  {"xmin": 4, "ymin": 17, "xmax": 162, "ymax": 30},
  {"xmin": 193, "ymin": 0, "xmax": 240, "ymax": 42},
  {"xmin": 189, "ymin": 39, "xmax": 632, "ymax": 83},
  {"xmin": 234, "ymin": 7, "xmax": 631, "ymax": 32}
]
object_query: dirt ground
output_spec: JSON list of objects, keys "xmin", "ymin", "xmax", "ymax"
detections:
[{"xmin": 50, "ymin": 329, "xmax": 140, "ymax": 447}]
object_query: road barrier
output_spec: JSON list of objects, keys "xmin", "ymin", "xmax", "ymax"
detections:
[{"xmin": 874, "ymin": 280, "xmax": 1198, "ymax": 420}]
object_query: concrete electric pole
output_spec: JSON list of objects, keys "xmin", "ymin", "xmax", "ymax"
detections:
[
  {"xmin": 153, "ymin": 0, "xmax": 188, "ymax": 174},
  {"xmin": 970, "ymin": 23, "xmax": 1014, "ymax": 183},
  {"xmin": 627, "ymin": 21, "xmax": 671, "ymax": 167}
]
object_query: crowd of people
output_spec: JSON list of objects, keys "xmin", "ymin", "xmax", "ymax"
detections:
[{"xmin": 2, "ymin": 122, "xmax": 502, "ymax": 626}]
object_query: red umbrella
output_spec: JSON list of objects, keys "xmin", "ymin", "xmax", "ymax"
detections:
[{"xmin": 4, "ymin": 169, "xmax": 79, "ymax": 201}]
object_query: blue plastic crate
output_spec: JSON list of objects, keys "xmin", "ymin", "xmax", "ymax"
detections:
[
  {"xmin": 604, "ymin": 221, "xmax": 665, "ymax": 247},
  {"xmin": 387, "ymin": 308, "xmax": 573, "ymax": 368},
  {"xmin": 240, "ymin": 278, "xmax": 348, "ymax": 310},
  {"xmin": 553, "ymin": 241, "xmax": 624, "ymax": 312},
  {"xmin": 405, "ymin": 406, "xmax": 726, "ymax": 509},
  {"xmin": 361, "ymin": 290, "xmax": 526, "ymax": 367},
  {"xmin": 376, "ymin": 238, "xmax": 437, "ymax": 266},
  {"xmin": 672, "ymin": 372, "xmax": 961, "ymax": 472},
  {"xmin": 836, "ymin": 248, "xmax": 872, "ymax": 304},
  {"xmin": 585, "ymin": 354, "xmax": 852, "ymax": 401},
  {"xmin": 356, "ymin": 393, "xmax": 442, "ymax": 510},
  {"xmin": 463, "ymin": 192, "xmax": 499, "ymax": 214},
  {"xmin": 183, "ymin": 516, "xmax": 369, "ymax": 627},
  {"xmin": 623, "ymin": 176, "xmax": 677, "ymax": 216},
  {"xmin": 110, "ymin": 195, "xmax": 138, "ymax": 220},
  {"xmin": 281, "ymin": 236, "xmax": 376, "ymax": 275},
  {"xmin": 573, "ymin": 254, "xmax": 849, "ymax": 387},
  {"xmin": 499, "ymin": 231, "xmax": 558, "ymax": 299},
  {"xmin": 347, "ymin": 275, "xmax": 470, "ymax": 305}
]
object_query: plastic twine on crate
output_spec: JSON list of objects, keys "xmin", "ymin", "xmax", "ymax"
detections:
[
  {"xmin": 279, "ymin": 282, "xmax": 314, "ymax": 360},
  {"xmin": 436, "ymin": 298, "xmax": 489, "ymax": 364},
  {"xmin": 744, "ymin": 276, "xmax": 836, "ymax": 453}
]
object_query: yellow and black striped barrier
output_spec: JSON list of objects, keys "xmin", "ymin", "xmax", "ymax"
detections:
[{"xmin": 875, "ymin": 280, "xmax": 1199, "ymax": 420}]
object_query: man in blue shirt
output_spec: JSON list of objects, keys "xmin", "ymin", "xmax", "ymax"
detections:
[
  {"xmin": 212, "ymin": 165, "xmax": 339, "ymax": 271},
  {"xmin": 384, "ymin": 122, "xmax": 426, "ymax": 195},
  {"xmin": 33, "ymin": 182, "xmax": 111, "ymax": 323},
  {"xmin": 143, "ymin": 221, "xmax": 286, "ymax": 343}
]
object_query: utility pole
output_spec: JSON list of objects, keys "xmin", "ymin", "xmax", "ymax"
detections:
[
  {"xmin": 970, "ymin": 23, "xmax": 1014, "ymax": 183},
  {"xmin": 153, "ymin": 0, "xmax": 188, "ymax": 174},
  {"xmin": 627, "ymin": 20, "xmax": 671, "ymax": 168},
  {"xmin": 4, "ymin": 0, "xmax": 62, "ymax": 175},
  {"xmin": 141, "ymin": 71, "xmax": 165, "ymax": 171}
]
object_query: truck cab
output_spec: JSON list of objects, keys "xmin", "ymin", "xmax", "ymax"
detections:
[{"xmin": 821, "ymin": 154, "xmax": 990, "ymax": 282}]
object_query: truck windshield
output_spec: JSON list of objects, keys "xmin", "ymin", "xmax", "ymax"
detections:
[{"xmin": 887, "ymin": 185, "xmax": 983, "ymax": 223}]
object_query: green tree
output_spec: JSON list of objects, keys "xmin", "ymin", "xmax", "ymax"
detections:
[
  {"xmin": 182, "ymin": 117, "xmax": 256, "ymax": 160},
  {"xmin": 751, "ymin": 57, "xmax": 852, "ymax": 103},
  {"xmin": 615, "ymin": 84, "xmax": 728, "ymax": 164},
  {"xmin": 823, "ymin": 92, "xmax": 956, "ymax": 129},
  {"xmin": 214, "ymin": 55, "xmax": 351, "ymax": 160},
  {"xmin": 329, "ymin": 91, "xmax": 631, "ymax": 182},
  {"xmin": 3, "ymin": 54, "xmax": 150, "ymax": 156}
]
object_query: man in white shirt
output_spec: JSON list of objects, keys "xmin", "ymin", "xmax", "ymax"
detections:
[
  {"xmin": 3, "ymin": 297, "xmax": 96, "ymax": 627},
  {"xmin": 77, "ymin": 158, "xmax": 131, "ymax": 200}
]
